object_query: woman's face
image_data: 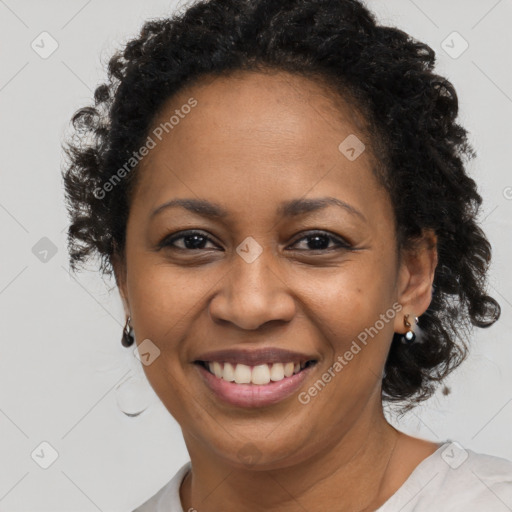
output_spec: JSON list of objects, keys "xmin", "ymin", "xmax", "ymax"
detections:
[{"xmin": 116, "ymin": 70, "xmax": 430, "ymax": 468}]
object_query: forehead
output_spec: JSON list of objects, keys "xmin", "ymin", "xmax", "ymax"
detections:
[
  {"xmin": 132, "ymin": 69, "xmax": 387, "ymax": 219},
  {"xmin": 149, "ymin": 68, "xmax": 369, "ymax": 155}
]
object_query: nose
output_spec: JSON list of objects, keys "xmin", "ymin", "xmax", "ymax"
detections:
[{"xmin": 208, "ymin": 248, "xmax": 296, "ymax": 331}]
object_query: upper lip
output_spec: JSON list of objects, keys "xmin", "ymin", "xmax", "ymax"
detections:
[{"xmin": 194, "ymin": 347, "xmax": 317, "ymax": 366}]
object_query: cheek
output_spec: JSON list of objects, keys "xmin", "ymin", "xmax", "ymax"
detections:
[
  {"xmin": 124, "ymin": 259, "xmax": 210, "ymax": 419},
  {"xmin": 298, "ymin": 250, "xmax": 397, "ymax": 329},
  {"xmin": 127, "ymin": 257, "xmax": 213, "ymax": 339},
  {"xmin": 294, "ymin": 253, "xmax": 398, "ymax": 380}
]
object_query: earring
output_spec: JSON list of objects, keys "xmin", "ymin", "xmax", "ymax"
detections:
[
  {"xmin": 402, "ymin": 314, "xmax": 419, "ymax": 343},
  {"xmin": 121, "ymin": 316, "xmax": 135, "ymax": 347}
]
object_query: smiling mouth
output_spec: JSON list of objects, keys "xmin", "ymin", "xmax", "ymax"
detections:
[{"xmin": 194, "ymin": 360, "xmax": 317, "ymax": 385}]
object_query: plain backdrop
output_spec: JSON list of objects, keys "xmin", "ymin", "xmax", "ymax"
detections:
[{"xmin": 0, "ymin": 0, "xmax": 511, "ymax": 510}]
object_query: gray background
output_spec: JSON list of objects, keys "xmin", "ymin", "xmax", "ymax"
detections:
[{"xmin": 0, "ymin": 0, "xmax": 511, "ymax": 510}]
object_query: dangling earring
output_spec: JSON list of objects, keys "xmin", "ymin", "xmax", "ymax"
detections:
[
  {"xmin": 121, "ymin": 316, "xmax": 135, "ymax": 347},
  {"xmin": 402, "ymin": 314, "xmax": 419, "ymax": 343}
]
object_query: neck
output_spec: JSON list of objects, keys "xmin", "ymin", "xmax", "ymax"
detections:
[{"xmin": 180, "ymin": 404, "xmax": 404, "ymax": 512}]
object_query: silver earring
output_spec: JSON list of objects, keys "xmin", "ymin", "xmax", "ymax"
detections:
[
  {"xmin": 121, "ymin": 316, "xmax": 135, "ymax": 347},
  {"xmin": 402, "ymin": 314, "xmax": 419, "ymax": 343}
]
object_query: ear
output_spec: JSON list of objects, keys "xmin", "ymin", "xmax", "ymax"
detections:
[
  {"xmin": 394, "ymin": 229, "xmax": 438, "ymax": 335},
  {"xmin": 112, "ymin": 250, "xmax": 130, "ymax": 317}
]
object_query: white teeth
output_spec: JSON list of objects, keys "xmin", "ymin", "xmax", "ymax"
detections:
[
  {"xmin": 252, "ymin": 364, "xmax": 271, "ymax": 385},
  {"xmin": 205, "ymin": 361, "xmax": 310, "ymax": 384},
  {"xmin": 223, "ymin": 362, "xmax": 236, "ymax": 382},
  {"xmin": 212, "ymin": 361, "xmax": 223, "ymax": 378},
  {"xmin": 284, "ymin": 362, "xmax": 294, "ymax": 377},
  {"xmin": 234, "ymin": 363, "xmax": 252, "ymax": 384},
  {"xmin": 270, "ymin": 363, "xmax": 285, "ymax": 381}
]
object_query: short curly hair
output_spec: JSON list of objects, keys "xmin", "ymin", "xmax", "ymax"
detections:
[{"xmin": 62, "ymin": 0, "xmax": 500, "ymax": 409}]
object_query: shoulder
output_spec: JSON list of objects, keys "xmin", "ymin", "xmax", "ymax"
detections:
[
  {"xmin": 448, "ymin": 444, "xmax": 512, "ymax": 506},
  {"xmin": 132, "ymin": 462, "xmax": 191, "ymax": 512},
  {"xmin": 379, "ymin": 441, "xmax": 512, "ymax": 511}
]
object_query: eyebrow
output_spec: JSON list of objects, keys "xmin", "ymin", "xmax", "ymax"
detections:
[{"xmin": 150, "ymin": 196, "xmax": 366, "ymax": 221}]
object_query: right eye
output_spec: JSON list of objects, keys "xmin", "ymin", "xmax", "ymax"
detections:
[{"xmin": 158, "ymin": 230, "xmax": 221, "ymax": 251}]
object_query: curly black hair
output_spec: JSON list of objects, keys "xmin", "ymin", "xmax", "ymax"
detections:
[{"xmin": 62, "ymin": 0, "xmax": 500, "ymax": 410}]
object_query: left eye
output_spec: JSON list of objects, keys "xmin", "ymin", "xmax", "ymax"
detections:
[{"xmin": 288, "ymin": 231, "xmax": 351, "ymax": 251}]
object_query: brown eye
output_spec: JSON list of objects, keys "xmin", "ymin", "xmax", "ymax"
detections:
[
  {"xmin": 288, "ymin": 231, "xmax": 352, "ymax": 251},
  {"xmin": 159, "ymin": 230, "xmax": 220, "ymax": 251}
]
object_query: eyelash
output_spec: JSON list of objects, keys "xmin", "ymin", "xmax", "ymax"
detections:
[{"xmin": 158, "ymin": 229, "xmax": 352, "ymax": 252}]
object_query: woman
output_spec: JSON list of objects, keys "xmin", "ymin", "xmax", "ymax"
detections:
[{"xmin": 62, "ymin": 0, "xmax": 512, "ymax": 510}]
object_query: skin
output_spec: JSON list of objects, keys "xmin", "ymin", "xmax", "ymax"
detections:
[{"xmin": 114, "ymin": 69, "xmax": 439, "ymax": 511}]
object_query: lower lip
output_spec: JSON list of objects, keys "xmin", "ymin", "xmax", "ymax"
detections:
[{"xmin": 195, "ymin": 363, "xmax": 315, "ymax": 408}]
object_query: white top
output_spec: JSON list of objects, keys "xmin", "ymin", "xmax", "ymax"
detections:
[{"xmin": 132, "ymin": 440, "xmax": 512, "ymax": 511}]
